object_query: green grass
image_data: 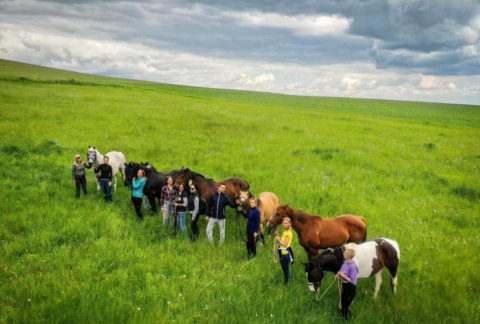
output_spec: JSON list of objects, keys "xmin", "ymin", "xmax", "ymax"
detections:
[{"xmin": 0, "ymin": 59, "xmax": 479, "ymax": 323}]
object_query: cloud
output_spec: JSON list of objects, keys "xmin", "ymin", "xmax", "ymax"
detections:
[
  {"xmin": 226, "ymin": 11, "xmax": 350, "ymax": 36},
  {"xmin": 0, "ymin": 0, "xmax": 479, "ymax": 104}
]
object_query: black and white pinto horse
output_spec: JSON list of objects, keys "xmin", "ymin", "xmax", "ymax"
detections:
[
  {"xmin": 87, "ymin": 146, "xmax": 126, "ymax": 191},
  {"xmin": 304, "ymin": 238, "xmax": 400, "ymax": 299}
]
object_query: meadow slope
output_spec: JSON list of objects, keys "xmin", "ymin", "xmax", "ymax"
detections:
[{"xmin": 0, "ymin": 59, "xmax": 479, "ymax": 323}]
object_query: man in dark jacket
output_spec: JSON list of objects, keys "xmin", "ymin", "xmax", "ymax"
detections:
[
  {"xmin": 94, "ymin": 155, "xmax": 113, "ymax": 202},
  {"xmin": 206, "ymin": 183, "xmax": 237, "ymax": 244}
]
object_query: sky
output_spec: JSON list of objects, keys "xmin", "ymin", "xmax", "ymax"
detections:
[{"xmin": 1, "ymin": 0, "xmax": 479, "ymax": 105}]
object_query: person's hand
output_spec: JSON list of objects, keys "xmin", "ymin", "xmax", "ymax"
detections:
[
  {"xmin": 254, "ymin": 232, "xmax": 257, "ymax": 238},
  {"xmin": 236, "ymin": 205, "xmax": 242, "ymax": 211},
  {"xmin": 274, "ymin": 229, "xmax": 278, "ymax": 235},
  {"xmin": 192, "ymin": 216, "xmax": 195, "ymax": 221},
  {"xmin": 108, "ymin": 181, "xmax": 112, "ymax": 187},
  {"xmin": 72, "ymin": 180, "xmax": 75, "ymax": 184},
  {"xmin": 161, "ymin": 207, "xmax": 164, "ymax": 212},
  {"xmin": 205, "ymin": 216, "xmax": 210, "ymax": 221}
]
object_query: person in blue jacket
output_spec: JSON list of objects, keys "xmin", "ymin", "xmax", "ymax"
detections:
[
  {"xmin": 239, "ymin": 197, "xmax": 260, "ymax": 260},
  {"xmin": 131, "ymin": 169, "xmax": 147, "ymax": 222}
]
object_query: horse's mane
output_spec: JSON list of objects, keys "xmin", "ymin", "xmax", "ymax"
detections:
[{"xmin": 292, "ymin": 208, "xmax": 322, "ymax": 224}]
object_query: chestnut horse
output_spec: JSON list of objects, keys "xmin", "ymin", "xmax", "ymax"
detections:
[
  {"xmin": 267, "ymin": 205, "xmax": 367, "ymax": 261},
  {"xmin": 239, "ymin": 191, "xmax": 280, "ymax": 245},
  {"xmin": 173, "ymin": 168, "xmax": 250, "ymax": 214}
]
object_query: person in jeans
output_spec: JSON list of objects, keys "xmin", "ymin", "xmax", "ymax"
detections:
[
  {"xmin": 131, "ymin": 169, "xmax": 147, "ymax": 222},
  {"xmin": 275, "ymin": 217, "xmax": 293, "ymax": 285},
  {"xmin": 161, "ymin": 176, "xmax": 176, "ymax": 227},
  {"xmin": 205, "ymin": 183, "xmax": 237, "ymax": 244},
  {"xmin": 239, "ymin": 197, "xmax": 260, "ymax": 260},
  {"xmin": 72, "ymin": 154, "xmax": 91, "ymax": 198},
  {"xmin": 94, "ymin": 155, "xmax": 113, "ymax": 202},
  {"xmin": 175, "ymin": 183, "xmax": 188, "ymax": 235}
]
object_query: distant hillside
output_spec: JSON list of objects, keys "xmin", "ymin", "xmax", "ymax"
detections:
[{"xmin": 1, "ymin": 59, "xmax": 479, "ymax": 128}]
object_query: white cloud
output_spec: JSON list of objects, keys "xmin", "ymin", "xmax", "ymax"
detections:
[{"xmin": 226, "ymin": 11, "xmax": 350, "ymax": 36}]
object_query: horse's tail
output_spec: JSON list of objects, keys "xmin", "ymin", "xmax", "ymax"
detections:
[{"xmin": 363, "ymin": 228, "xmax": 367, "ymax": 242}]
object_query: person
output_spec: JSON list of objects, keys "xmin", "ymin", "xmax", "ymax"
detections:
[
  {"xmin": 206, "ymin": 183, "xmax": 237, "ymax": 244},
  {"xmin": 131, "ymin": 169, "xmax": 147, "ymax": 222},
  {"xmin": 335, "ymin": 243, "xmax": 359, "ymax": 321},
  {"xmin": 94, "ymin": 155, "xmax": 113, "ymax": 202},
  {"xmin": 175, "ymin": 183, "xmax": 188, "ymax": 235},
  {"xmin": 72, "ymin": 154, "xmax": 91, "ymax": 198},
  {"xmin": 275, "ymin": 217, "xmax": 293, "ymax": 285},
  {"xmin": 239, "ymin": 197, "xmax": 260, "ymax": 260},
  {"xmin": 160, "ymin": 176, "xmax": 176, "ymax": 227},
  {"xmin": 188, "ymin": 183, "xmax": 201, "ymax": 242}
]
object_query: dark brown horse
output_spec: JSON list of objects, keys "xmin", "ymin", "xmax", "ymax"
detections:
[
  {"xmin": 173, "ymin": 168, "xmax": 250, "ymax": 211},
  {"xmin": 267, "ymin": 205, "xmax": 367, "ymax": 261}
]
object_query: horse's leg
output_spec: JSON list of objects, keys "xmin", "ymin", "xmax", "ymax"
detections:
[
  {"xmin": 373, "ymin": 271, "xmax": 383, "ymax": 299},
  {"xmin": 388, "ymin": 264, "xmax": 399, "ymax": 295},
  {"xmin": 259, "ymin": 223, "xmax": 265, "ymax": 246},
  {"xmin": 96, "ymin": 176, "xmax": 100, "ymax": 192},
  {"xmin": 114, "ymin": 176, "xmax": 118, "ymax": 191},
  {"xmin": 147, "ymin": 194, "xmax": 157, "ymax": 215}
]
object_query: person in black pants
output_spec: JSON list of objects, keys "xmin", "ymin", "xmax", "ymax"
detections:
[
  {"xmin": 335, "ymin": 245, "xmax": 359, "ymax": 321},
  {"xmin": 131, "ymin": 169, "xmax": 147, "ymax": 221},
  {"xmin": 188, "ymin": 184, "xmax": 201, "ymax": 241},
  {"xmin": 72, "ymin": 154, "xmax": 91, "ymax": 198},
  {"xmin": 239, "ymin": 197, "xmax": 260, "ymax": 260},
  {"xmin": 94, "ymin": 156, "xmax": 113, "ymax": 202}
]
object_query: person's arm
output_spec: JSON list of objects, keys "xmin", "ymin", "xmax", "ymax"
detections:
[
  {"xmin": 72, "ymin": 164, "xmax": 76, "ymax": 181},
  {"xmin": 182, "ymin": 196, "xmax": 188, "ymax": 207},
  {"xmin": 132, "ymin": 179, "xmax": 140, "ymax": 190},
  {"xmin": 84, "ymin": 162, "xmax": 92, "ymax": 169},
  {"xmin": 108, "ymin": 165, "xmax": 113, "ymax": 181},
  {"xmin": 240, "ymin": 210, "xmax": 247, "ymax": 217},
  {"xmin": 276, "ymin": 231, "xmax": 291, "ymax": 247},
  {"xmin": 160, "ymin": 187, "xmax": 165, "ymax": 206},
  {"xmin": 191, "ymin": 196, "xmax": 199, "ymax": 220},
  {"xmin": 254, "ymin": 209, "xmax": 261, "ymax": 234},
  {"xmin": 335, "ymin": 271, "xmax": 351, "ymax": 282}
]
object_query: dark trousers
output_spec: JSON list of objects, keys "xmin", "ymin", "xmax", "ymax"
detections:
[
  {"xmin": 191, "ymin": 214, "xmax": 200, "ymax": 241},
  {"xmin": 246, "ymin": 232, "xmax": 257, "ymax": 259},
  {"xmin": 99, "ymin": 179, "xmax": 112, "ymax": 202},
  {"xmin": 280, "ymin": 254, "xmax": 291, "ymax": 284},
  {"xmin": 75, "ymin": 176, "xmax": 87, "ymax": 197},
  {"xmin": 341, "ymin": 282, "xmax": 357, "ymax": 320},
  {"xmin": 131, "ymin": 196, "xmax": 143, "ymax": 221}
]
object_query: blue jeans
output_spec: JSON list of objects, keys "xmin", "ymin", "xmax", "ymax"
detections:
[
  {"xmin": 280, "ymin": 254, "xmax": 291, "ymax": 284},
  {"xmin": 177, "ymin": 211, "xmax": 187, "ymax": 235},
  {"xmin": 99, "ymin": 179, "xmax": 112, "ymax": 202}
]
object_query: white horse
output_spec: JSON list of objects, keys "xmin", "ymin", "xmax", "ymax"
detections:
[{"xmin": 87, "ymin": 146, "xmax": 126, "ymax": 191}]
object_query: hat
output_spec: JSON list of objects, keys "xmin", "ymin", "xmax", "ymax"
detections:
[{"xmin": 75, "ymin": 154, "xmax": 81, "ymax": 159}]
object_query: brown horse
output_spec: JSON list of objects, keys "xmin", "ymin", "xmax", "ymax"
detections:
[
  {"xmin": 173, "ymin": 168, "xmax": 250, "ymax": 212},
  {"xmin": 239, "ymin": 191, "xmax": 280, "ymax": 245},
  {"xmin": 267, "ymin": 205, "xmax": 367, "ymax": 261}
]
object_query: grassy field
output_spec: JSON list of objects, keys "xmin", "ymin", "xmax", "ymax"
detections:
[{"xmin": 0, "ymin": 58, "xmax": 479, "ymax": 323}]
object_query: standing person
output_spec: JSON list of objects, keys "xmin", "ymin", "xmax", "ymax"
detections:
[
  {"xmin": 275, "ymin": 217, "xmax": 293, "ymax": 285},
  {"xmin": 94, "ymin": 155, "xmax": 113, "ymax": 202},
  {"xmin": 188, "ymin": 184, "xmax": 201, "ymax": 242},
  {"xmin": 175, "ymin": 183, "xmax": 188, "ymax": 236},
  {"xmin": 335, "ymin": 244, "xmax": 359, "ymax": 321},
  {"xmin": 72, "ymin": 154, "xmax": 91, "ymax": 198},
  {"xmin": 160, "ymin": 176, "xmax": 176, "ymax": 227},
  {"xmin": 239, "ymin": 197, "xmax": 260, "ymax": 260},
  {"xmin": 131, "ymin": 169, "xmax": 147, "ymax": 222},
  {"xmin": 205, "ymin": 183, "xmax": 237, "ymax": 245}
]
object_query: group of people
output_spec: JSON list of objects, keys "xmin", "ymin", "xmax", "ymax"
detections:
[{"xmin": 73, "ymin": 154, "xmax": 357, "ymax": 321}]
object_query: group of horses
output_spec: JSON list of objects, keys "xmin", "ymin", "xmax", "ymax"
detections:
[{"xmin": 86, "ymin": 146, "xmax": 400, "ymax": 300}]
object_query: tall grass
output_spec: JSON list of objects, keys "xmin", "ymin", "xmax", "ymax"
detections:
[{"xmin": 0, "ymin": 59, "xmax": 479, "ymax": 323}]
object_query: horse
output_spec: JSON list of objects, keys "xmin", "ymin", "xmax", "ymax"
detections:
[
  {"xmin": 267, "ymin": 205, "xmax": 367, "ymax": 261},
  {"xmin": 124, "ymin": 161, "xmax": 170, "ymax": 214},
  {"xmin": 303, "ymin": 238, "xmax": 400, "ymax": 299},
  {"xmin": 238, "ymin": 191, "xmax": 280, "ymax": 245},
  {"xmin": 173, "ymin": 168, "xmax": 250, "ymax": 211},
  {"xmin": 87, "ymin": 146, "xmax": 126, "ymax": 191}
]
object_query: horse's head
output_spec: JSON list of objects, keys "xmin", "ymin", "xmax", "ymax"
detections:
[
  {"xmin": 267, "ymin": 204, "xmax": 293, "ymax": 232},
  {"xmin": 303, "ymin": 261, "xmax": 325, "ymax": 293},
  {"xmin": 238, "ymin": 190, "xmax": 251, "ymax": 204},
  {"xmin": 87, "ymin": 146, "xmax": 97, "ymax": 165},
  {"xmin": 174, "ymin": 167, "xmax": 191, "ymax": 188},
  {"xmin": 124, "ymin": 161, "xmax": 141, "ymax": 187}
]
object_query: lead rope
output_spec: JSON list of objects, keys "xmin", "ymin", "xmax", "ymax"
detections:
[
  {"xmin": 315, "ymin": 277, "xmax": 337, "ymax": 301},
  {"xmin": 273, "ymin": 236, "xmax": 278, "ymax": 263}
]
